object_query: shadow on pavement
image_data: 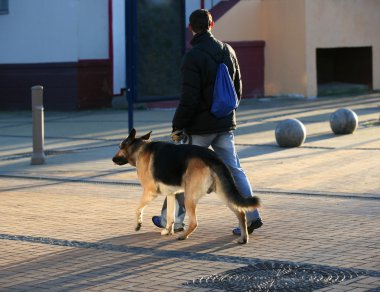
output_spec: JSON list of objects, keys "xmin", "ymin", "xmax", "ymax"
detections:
[{"xmin": 0, "ymin": 232, "xmax": 239, "ymax": 290}]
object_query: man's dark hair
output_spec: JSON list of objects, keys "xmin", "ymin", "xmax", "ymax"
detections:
[{"xmin": 189, "ymin": 9, "xmax": 213, "ymax": 34}]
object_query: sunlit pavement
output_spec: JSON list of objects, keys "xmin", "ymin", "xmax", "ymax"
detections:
[{"xmin": 1, "ymin": 94, "xmax": 379, "ymax": 291}]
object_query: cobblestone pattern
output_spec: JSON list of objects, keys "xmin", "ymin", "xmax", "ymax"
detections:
[
  {"xmin": 1, "ymin": 95, "xmax": 379, "ymax": 290},
  {"xmin": 1, "ymin": 178, "xmax": 379, "ymax": 291}
]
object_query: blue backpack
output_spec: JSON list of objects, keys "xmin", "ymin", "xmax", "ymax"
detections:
[{"xmin": 199, "ymin": 45, "xmax": 238, "ymax": 119}]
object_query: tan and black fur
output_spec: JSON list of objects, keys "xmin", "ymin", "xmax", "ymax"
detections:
[{"xmin": 112, "ymin": 129, "xmax": 260, "ymax": 244}]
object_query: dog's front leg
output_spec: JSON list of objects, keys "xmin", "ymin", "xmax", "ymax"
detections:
[
  {"xmin": 161, "ymin": 194, "xmax": 175, "ymax": 236},
  {"xmin": 135, "ymin": 190, "xmax": 157, "ymax": 231},
  {"xmin": 177, "ymin": 194, "xmax": 197, "ymax": 240}
]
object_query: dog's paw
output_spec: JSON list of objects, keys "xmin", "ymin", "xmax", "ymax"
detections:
[
  {"xmin": 237, "ymin": 236, "xmax": 248, "ymax": 244},
  {"xmin": 177, "ymin": 235, "xmax": 188, "ymax": 241},
  {"xmin": 135, "ymin": 223, "xmax": 142, "ymax": 231},
  {"xmin": 161, "ymin": 228, "xmax": 172, "ymax": 236}
]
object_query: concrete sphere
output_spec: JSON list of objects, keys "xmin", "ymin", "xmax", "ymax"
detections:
[
  {"xmin": 329, "ymin": 108, "xmax": 358, "ymax": 134},
  {"xmin": 275, "ymin": 119, "xmax": 306, "ymax": 147}
]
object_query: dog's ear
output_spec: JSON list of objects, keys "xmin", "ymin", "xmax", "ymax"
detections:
[
  {"xmin": 120, "ymin": 128, "xmax": 137, "ymax": 148},
  {"xmin": 128, "ymin": 128, "xmax": 136, "ymax": 140},
  {"xmin": 140, "ymin": 131, "xmax": 152, "ymax": 140}
]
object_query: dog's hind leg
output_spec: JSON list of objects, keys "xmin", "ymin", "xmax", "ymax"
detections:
[
  {"xmin": 161, "ymin": 194, "xmax": 175, "ymax": 236},
  {"xmin": 135, "ymin": 189, "xmax": 157, "ymax": 231},
  {"xmin": 177, "ymin": 159, "xmax": 212, "ymax": 240},
  {"xmin": 232, "ymin": 209, "xmax": 248, "ymax": 244}
]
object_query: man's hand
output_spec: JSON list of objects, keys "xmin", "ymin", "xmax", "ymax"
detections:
[{"xmin": 171, "ymin": 129, "xmax": 187, "ymax": 143}]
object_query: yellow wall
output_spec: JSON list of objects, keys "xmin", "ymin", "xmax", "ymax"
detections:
[
  {"xmin": 213, "ymin": 0, "xmax": 380, "ymax": 97},
  {"xmin": 261, "ymin": 0, "xmax": 306, "ymax": 96},
  {"xmin": 305, "ymin": 0, "xmax": 380, "ymax": 96},
  {"xmin": 212, "ymin": 0, "xmax": 263, "ymax": 41},
  {"xmin": 214, "ymin": 0, "xmax": 307, "ymax": 97}
]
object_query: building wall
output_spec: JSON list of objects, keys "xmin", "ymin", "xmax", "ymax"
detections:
[
  {"xmin": 212, "ymin": 0, "xmax": 263, "ymax": 41},
  {"xmin": 0, "ymin": 0, "xmax": 108, "ymax": 64},
  {"xmin": 213, "ymin": 0, "xmax": 307, "ymax": 97},
  {"xmin": 112, "ymin": 0, "xmax": 126, "ymax": 95},
  {"xmin": 212, "ymin": 0, "xmax": 380, "ymax": 98},
  {"xmin": 78, "ymin": 0, "xmax": 109, "ymax": 60},
  {"xmin": 0, "ymin": 0, "xmax": 111, "ymax": 110},
  {"xmin": 305, "ymin": 0, "xmax": 380, "ymax": 96},
  {"xmin": 261, "ymin": 0, "xmax": 307, "ymax": 97},
  {"xmin": 211, "ymin": 1, "xmax": 265, "ymax": 98}
]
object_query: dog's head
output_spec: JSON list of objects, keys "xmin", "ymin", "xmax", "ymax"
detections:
[{"xmin": 112, "ymin": 128, "xmax": 152, "ymax": 166}]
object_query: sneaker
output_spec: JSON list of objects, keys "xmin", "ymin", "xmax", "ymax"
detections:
[
  {"xmin": 152, "ymin": 216, "xmax": 184, "ymax": 232},
  {"xmin": 232, "ymin": 218, "xmax": 263, "ymax": 236}
]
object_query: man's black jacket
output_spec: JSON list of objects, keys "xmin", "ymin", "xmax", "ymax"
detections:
[{"xmin": 172, "ymin": 31, "xmax": 242, "ymax": 135}]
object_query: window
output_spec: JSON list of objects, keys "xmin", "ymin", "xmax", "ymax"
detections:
[{"xmin": 0, "ymin": 0, "xmax": 9, "ymax": 15}]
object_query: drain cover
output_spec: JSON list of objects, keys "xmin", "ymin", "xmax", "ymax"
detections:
[{"xmin": 185, "ymin": 262, "xmax": 363, "ymax": 291}]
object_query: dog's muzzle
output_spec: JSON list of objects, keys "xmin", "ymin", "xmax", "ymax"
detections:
[{"xmin": 112, "ymin": 156, "xmax": 128, "ymax": 165}]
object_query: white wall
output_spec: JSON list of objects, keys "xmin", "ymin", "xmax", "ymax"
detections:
[
  {"xmin": 112, "ymin": 0, "xmax": 126, "ymax": 95},
  {"xmin": 0, "ymin": 0, "xmax": 108, "ymax": 64},
  {"xmin": 78, "ymin": 0, "xmax": 109, "ymax": 60}
]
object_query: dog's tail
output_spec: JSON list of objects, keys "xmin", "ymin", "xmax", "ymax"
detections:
[{"xmin": 206, "ymin": 156, "xmax": 260, "ymax": 211}]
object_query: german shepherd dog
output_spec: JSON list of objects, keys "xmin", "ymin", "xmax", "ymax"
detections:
[{"xmin": 112, "ymin": 129, "xmax": 260, "ymax": 244}]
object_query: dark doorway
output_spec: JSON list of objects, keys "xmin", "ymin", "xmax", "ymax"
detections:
[
  {"xmin": 316, "ymin": 47, "xmax": 372, "ymax": 96},
  {"xmin": 136, "ymin": 0, "xmax": 185, "ymax": 102}
]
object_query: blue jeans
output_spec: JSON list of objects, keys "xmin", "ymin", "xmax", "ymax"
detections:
[{"xmin": 159, "ymin": 131, "xmax": 260, "ymax": 229}]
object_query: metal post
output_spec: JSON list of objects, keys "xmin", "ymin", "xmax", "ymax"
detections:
[
  {"xmin": 31, "ymin": 85, "xmax": 46, "ymax": 165},
  {"xmin": 126, "ymin": 0, "xmax": 138, "ymax": 132}
]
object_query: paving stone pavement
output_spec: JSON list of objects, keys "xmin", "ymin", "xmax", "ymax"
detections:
[{"xmin": 0, "ymin": 94, "xmax": 379, "ymax": 291}]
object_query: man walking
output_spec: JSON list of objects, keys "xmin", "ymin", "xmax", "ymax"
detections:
[{"xmin": 152, "ymin": 9, "xmax": 262, "ymax": 236}]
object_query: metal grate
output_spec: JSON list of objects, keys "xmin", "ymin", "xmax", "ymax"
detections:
[{"xmin": 185, "ymin": 262, "xmax": 364, "ymax": 291}]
